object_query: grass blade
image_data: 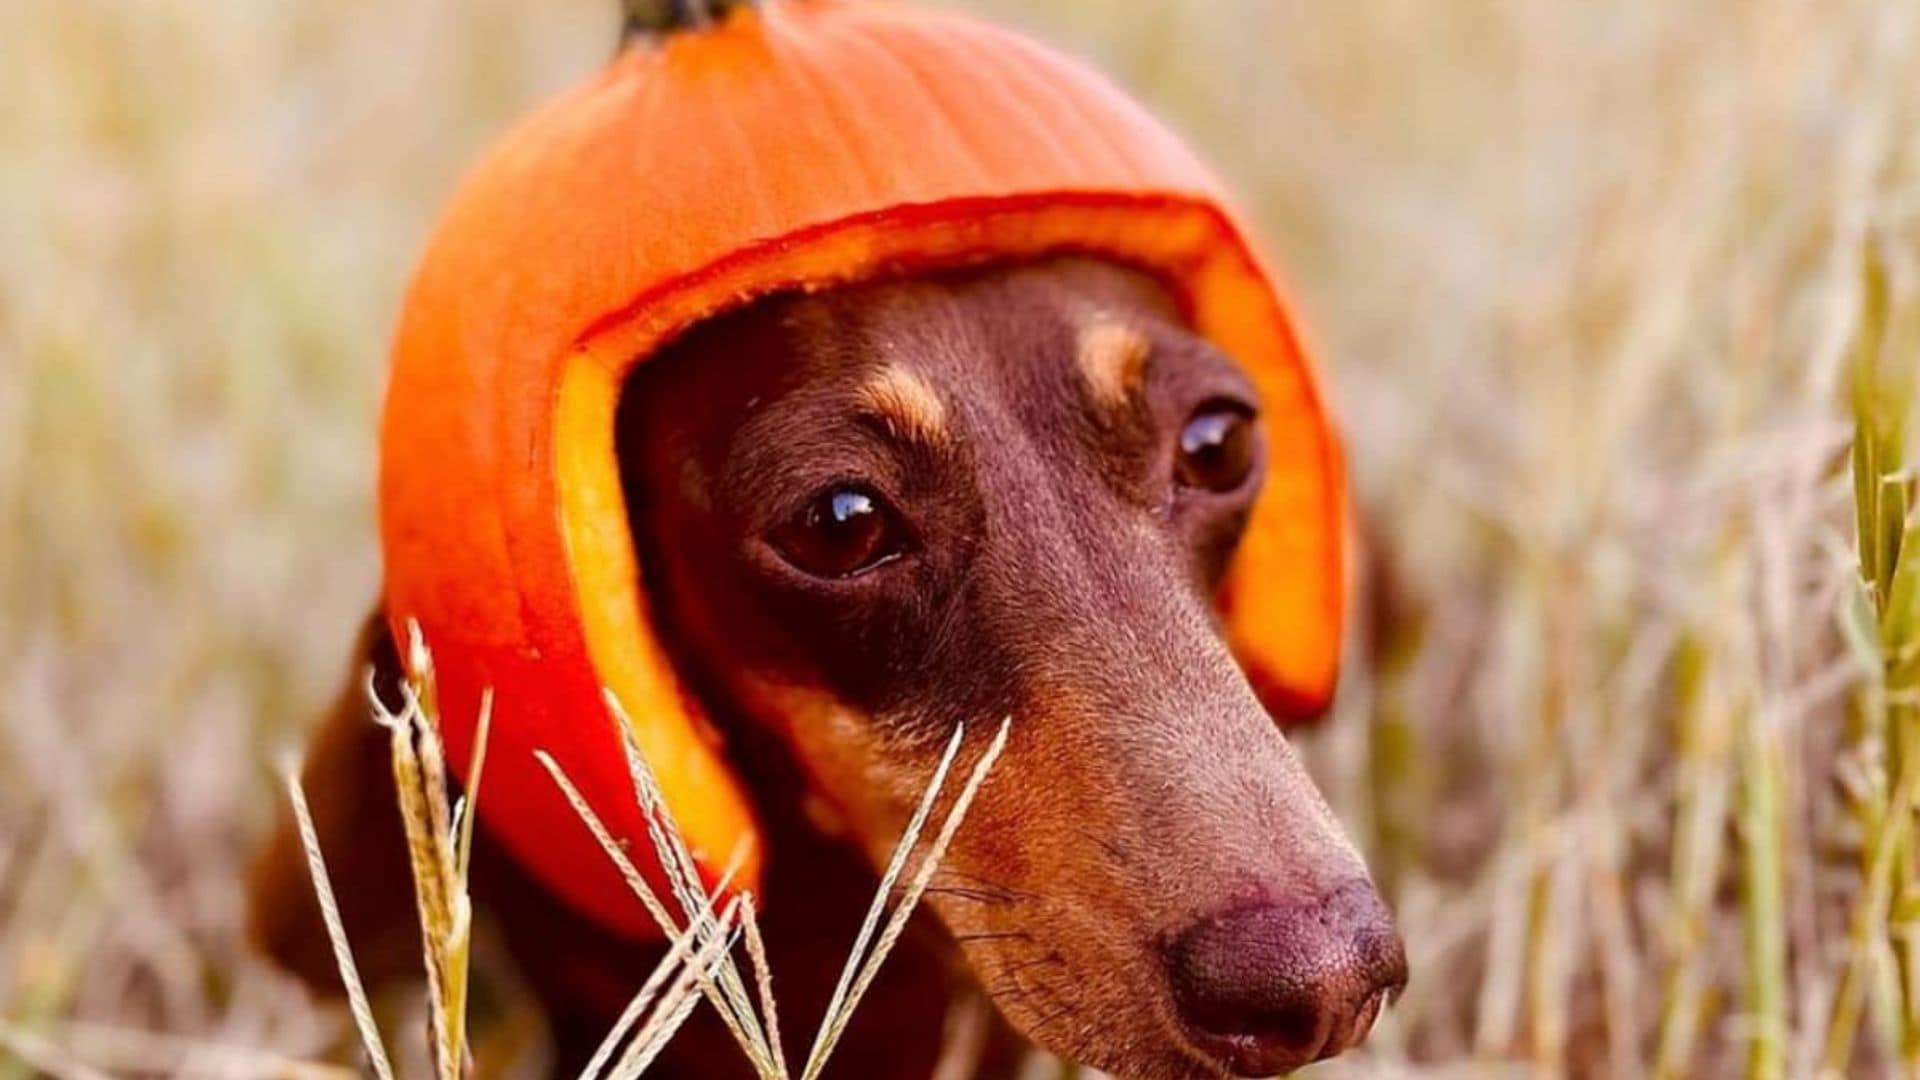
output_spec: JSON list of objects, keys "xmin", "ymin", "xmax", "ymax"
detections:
[
  {"xmin": 800, "ymin": 723, "xmax": 967, "ymax": 1080},
  {"xmin": 805, "ymin": 718, "xmax": 1011, "ymax": 1079},
  {"xmin": 285, "ymin": 768, "xmax": 397, "ymax": 1080}
]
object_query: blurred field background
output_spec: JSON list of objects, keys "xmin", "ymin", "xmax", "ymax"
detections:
[{"xmin": 4, "ymin": 0, "xmax": 1919, "ymax": 1076}]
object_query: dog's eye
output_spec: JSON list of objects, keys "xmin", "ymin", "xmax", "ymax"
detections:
[
  {"xmin": 1175, "ymin": 403, "xmax": 1257, "ymax": 493},
  {"xmin": 769, "ymin": 485, "xmax": 907, "ymax": 579}
]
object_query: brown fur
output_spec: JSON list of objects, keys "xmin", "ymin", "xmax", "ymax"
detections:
[{"xmin": 250, "ymin": 257, "xmax": 1403, "ymax": 1079}]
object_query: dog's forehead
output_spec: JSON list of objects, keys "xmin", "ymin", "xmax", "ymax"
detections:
[
  {"xmin": 776, "ymin": 258, "xmax": 1183, "ymax": 418},
  {"xmin": 623, "ymin": 256, "xmax": 1196, "ymax": 477}
]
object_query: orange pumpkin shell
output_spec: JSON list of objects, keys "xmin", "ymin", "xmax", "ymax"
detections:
[{"xmin": 379, "ymin": 0, "xmax": 1347, "ymax": 937}]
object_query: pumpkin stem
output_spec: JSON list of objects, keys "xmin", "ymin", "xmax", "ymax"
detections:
[{"xmin": 621, "ymin": 0, "xmax": 757, "ymax": 40}]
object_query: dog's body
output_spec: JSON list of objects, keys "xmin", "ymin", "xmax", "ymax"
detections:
[{"xmin": 253, "ymin": 257, "xmax": 1404, "ymax": 1079}]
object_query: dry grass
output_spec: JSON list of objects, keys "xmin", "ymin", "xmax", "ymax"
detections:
[
  {"xmin": 289, "ymin": 628, "xmax": 1010, "ymax": 1079},
  {"xmin": 288, "ymin": 654, "xmax": 760, "ymax": 1080},
  {"xmin": 3, "ymin": 0, "xmax": 1919, "ymax": 1077}
]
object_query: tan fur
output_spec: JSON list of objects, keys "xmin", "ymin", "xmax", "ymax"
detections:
[
  {"xmin": 1076, "ymin": 318, "xmax": 1150, "ymax": 408},
  {"xmin": 857, "ymin": 364, "xmax": 948, "ymax": 445}
]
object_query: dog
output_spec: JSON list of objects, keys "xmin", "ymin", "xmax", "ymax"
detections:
[{"xmin": 250, "ymin": 255, "xmax": 1406, "ymax": 1079}]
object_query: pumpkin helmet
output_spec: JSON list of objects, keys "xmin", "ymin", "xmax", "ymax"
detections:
[{"xmin": 379, "ymin": 0, "xmax": 1347, "ymax": 938}]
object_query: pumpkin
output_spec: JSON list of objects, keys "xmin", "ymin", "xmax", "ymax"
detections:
[{"xmin": 379, "ymin": 0, "xmax": 1347, "ymax": 938}]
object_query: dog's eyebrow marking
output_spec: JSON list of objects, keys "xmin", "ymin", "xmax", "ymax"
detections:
[
  {"xmin": 1077, "ymin": 319, "xmax": 1150, "ymax": 408},
  {"xmin": 856, "ymin": 364, "xmax": 948, "ymax": 445}
]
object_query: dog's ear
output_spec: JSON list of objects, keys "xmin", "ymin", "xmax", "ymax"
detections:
[{"xmin": 247, "ymin": 609, "xmax": 423, "ymax": 994}]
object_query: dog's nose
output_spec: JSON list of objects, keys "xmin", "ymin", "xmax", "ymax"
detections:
[{"xmin": 1165, "ymin": 880, "xmax": 1407, "ymax": 1076}]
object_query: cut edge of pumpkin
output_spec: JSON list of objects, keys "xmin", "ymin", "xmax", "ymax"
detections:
[{"xmin": 555, "ymin": 190, "xmax": 1347, "ymax": 897}]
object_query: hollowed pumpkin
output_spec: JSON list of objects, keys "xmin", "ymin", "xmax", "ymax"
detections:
[{"xmin": 380, "ymin": 0, "xmax": 1347, "ymax": 938}]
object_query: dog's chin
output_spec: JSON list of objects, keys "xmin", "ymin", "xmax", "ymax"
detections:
[
  {"xmin": 957, "ymin": 946, "xmax": 1225, "ymax": 1080},
  {"xmin": 993, "ymin": 978, "xmax": 1387, "ymax": 1080},
  {"xmin": 970, "ymin": 940, "xmax": 1390, "ymax": 1080},
  {"xmin": 1000, "ymin": 1007, "xmax": 1236, "ymax": 1080}
]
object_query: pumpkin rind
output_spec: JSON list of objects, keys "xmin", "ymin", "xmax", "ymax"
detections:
[{"xmin": 380, "ymin": 0, "xmax": 1345, "ymax": 937}]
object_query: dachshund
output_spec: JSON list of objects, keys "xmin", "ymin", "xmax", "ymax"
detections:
[{"xmin": 249, "ymin": 255, "xmax": 1406, "ymax": 1079}]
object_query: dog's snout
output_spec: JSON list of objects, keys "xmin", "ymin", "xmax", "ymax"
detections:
[{"xmin": 1165, "ymin": 880, "xmax": 1407, "ymax": 1076}]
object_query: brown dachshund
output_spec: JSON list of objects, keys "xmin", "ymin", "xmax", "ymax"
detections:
[{"xmin": 250, "ymin": 256, "xmax": 1405, "ymax": 1079}]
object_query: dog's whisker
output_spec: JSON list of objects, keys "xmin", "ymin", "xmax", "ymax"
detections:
[
  {"xmin": 996, "ymin": 953, "xmax": 1066, "ymax": 978},
  {"xmin": 951, "ymin": 930, "xmax": 1035, "ymax": 945},
  {"xmin": 925, "ymin": 873, "xmax": 1034, "ymax": 905},
  {"xmin": 930, "ymin": 867, "xmax": 1031, "ymax": 892},
  {"xmin": 984, "ymin": 969, "xmax": 1075, "ymax": 1043},
  {"xmin": 921, "ymin": 885, "xmax": 1017, "ymax": 907},
  {"xmin": 1022, "ymin": 999, "xmax": 1076, "ymax": 1040},
  {"xmin": 1073, "ymin": 827, "xmax": 1129, "ymax": 868}
]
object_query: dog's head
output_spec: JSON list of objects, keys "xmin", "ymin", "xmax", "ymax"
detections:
[{"xmin": 616, "ymin": 256, "xmax": 1404, "ymax": 1078}]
